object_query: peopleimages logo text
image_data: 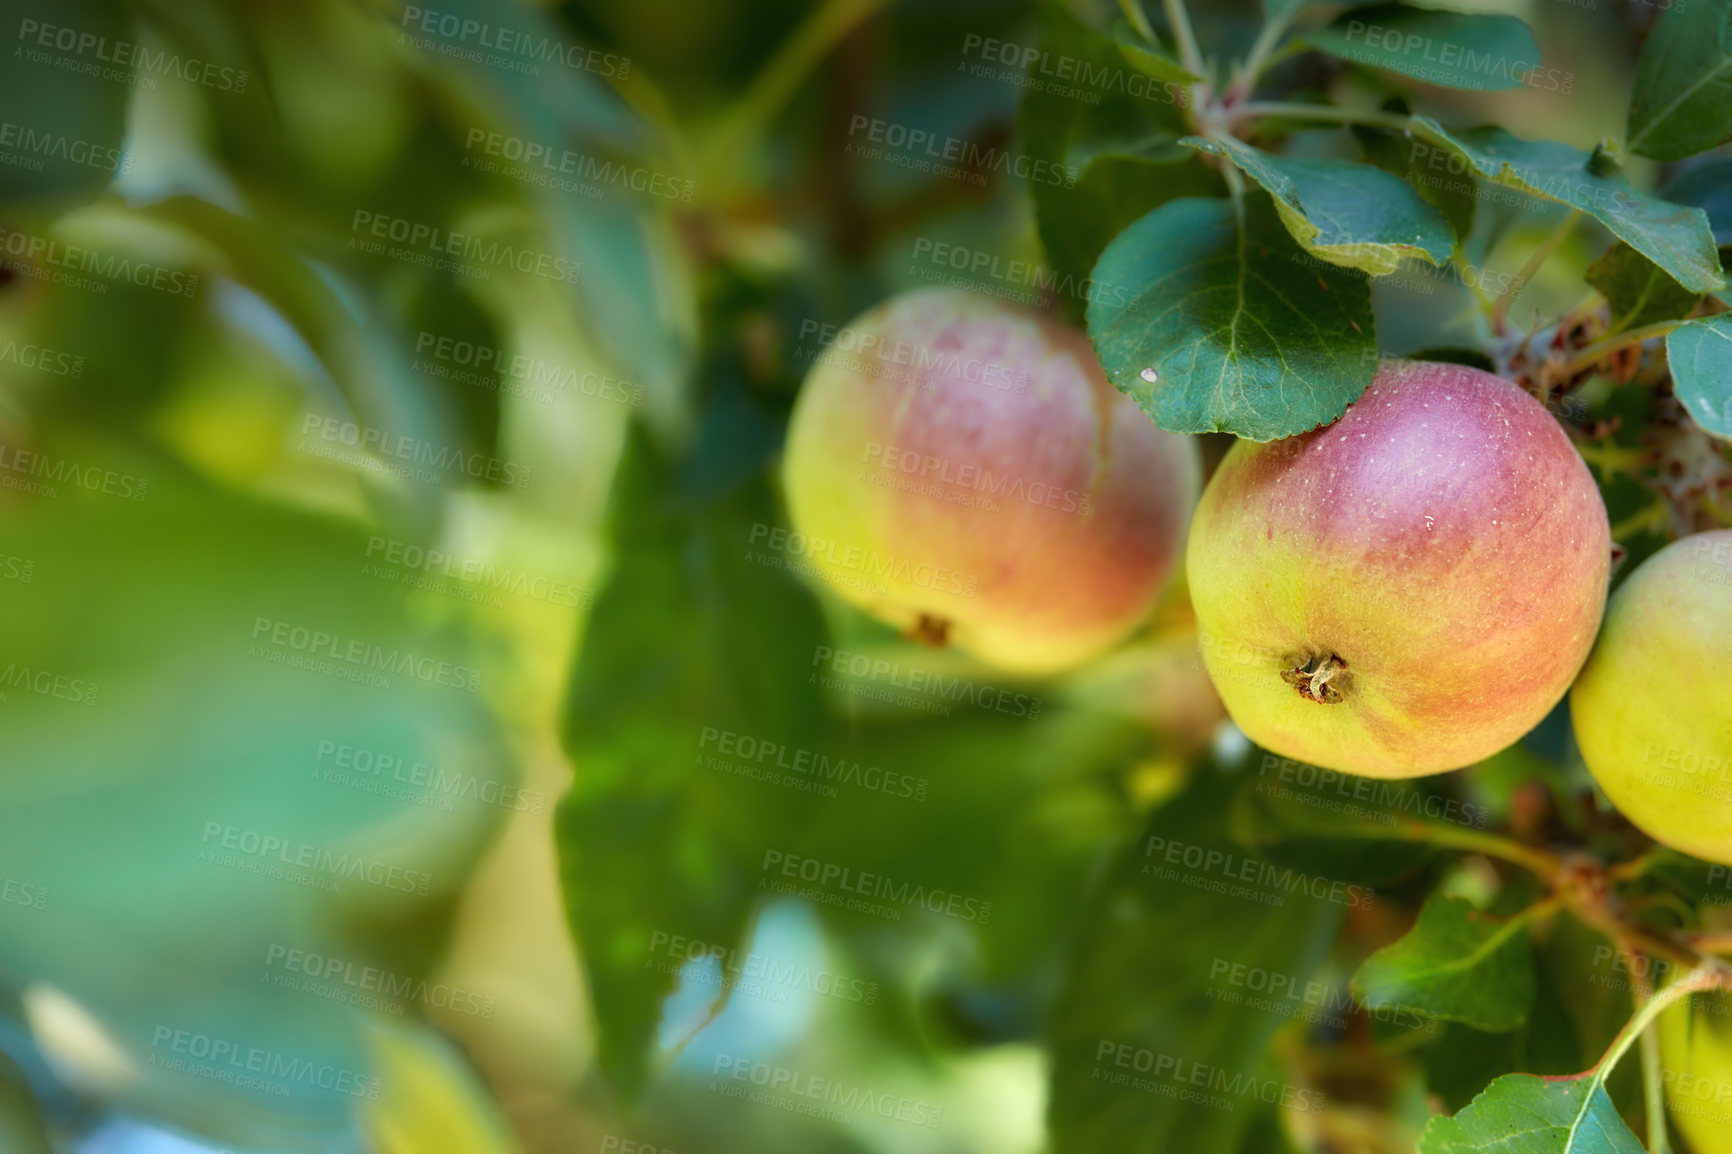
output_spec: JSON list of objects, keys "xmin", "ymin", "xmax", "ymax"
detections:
[
  {"xmin": 16, "ymin": 18, "xmax": 250, "ymax": 91},
  {"xmin": 200, "ymin": 821, "xmax": 433, "ymax": 895},
  {"xmin": 249, "ymin": 617, "xmax": 481, "ymax": 692},
  {"xmin": 148, "ymin": 1026, "xmax": 380, "ymax": 1098},
  {"xmin": 1343, "ymin": 20, "xmax": 1573, "ymax": 92},
  {"xmin": 398, "ymin": 6, "xmax": 630, "ymax": 77},
  {"xmin": 846, "ymin": 115, "xmax": 1077, "ymax": 187},
  {"xmin": 0, "ymin": 121, "xmax": 127, "ymax": 173}
]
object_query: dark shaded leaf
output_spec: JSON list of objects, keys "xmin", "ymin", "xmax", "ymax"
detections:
[
  {"xmin": 556, "ymin": 421, "xmax": 833, "ymax": 1100},
  {"xmin": 1585, "ymin": 243, "xmax": 1701, "ymax": 332},
  {"xmin": 1352, "ymin": 894, "xmax": 1537, "ymax": 1031},
  {"xmin": 1049, "ymin": 764, "xmax": 1346, "ymax": 1153},
  {"xmin": 1300, "ymin": 6, "xmax": 1542, "ymax": 92},
  {"xmin": 1627, "ymin": 0, "xmax": 1732, "ymax": 162}
]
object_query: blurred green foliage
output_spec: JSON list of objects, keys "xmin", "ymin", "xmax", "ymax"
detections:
[{"xmin": 0, "ymin": 0, "xmax": 1728, "ymax": 1152}]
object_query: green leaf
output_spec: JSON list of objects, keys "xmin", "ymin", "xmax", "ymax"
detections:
[
  {"xmin": 1299, "ymin": 5, "xmax": 1543, "ymax": 92},
  {"xmin": 1021, "ymin": 3, "xmax": 1188, "ymax": 164},
  {"xmin": 1423, "ymin": 978, "xmax": 1585, "ymax": 1114},
  {"xmin": 1087, "ymin": 193, "xmax": 1376, "ymax": 440},
  {"xmin": 1020, "ymin": 2, "xmax": 1218, "ymax": 312},
  {"xmin": 1353, "ymin": 893, "xmax": 1536, "ymax": 1031},
  {"xmin": 364, "ymin": 1020, "xmax": 520, "ymax": 1154},
  {"xmin": 1627, "ymin": 0, "xmax": 1732, "ymax": 162},
  {"xmin": 1666, "ymin": 314, "xmax": 1732, "ymax": 439},
  {"xmin": 1411, "ymin": 119, "xmax": 1726, "ymax": 294},
  {"xmin": 1184, "ymin": 136, "xmax": 1452, "ymax": 275},
  {"xmin": 1355, "ymin": 114, "xmax": 1476, "ymax": 241},
  {"xmin": 1664, "ymin": 158, "xmax": 1732, "ymax": 245},
  {"xmin": 1111, "ymin": 22, "xmax": 1199, "ymax": 88},
  {"xmin": 406, "ymin": 0, "xmax": 693, "ymax": 435},
  {"xmin": 0, "ymin": 0, "xmax": 133, "ymax": 203},
  {"xmin": 1585, "ymin": 243, "xmax": 1702, "ymax": 332},
  {"xmin": 1417, "ymin": 1073, "xmax": 1645, "ymax": 1154},
  {"xmin": 1049, "ymin": 764, "xmax": 1345, "ymax": 1153},
  {"xmin": 0, "ymin": 449, "xmax": 506, "ymax": 1151},
  {"xmin": 556, "ymin": 419, "xmax": 834, "ymax": 1101}
]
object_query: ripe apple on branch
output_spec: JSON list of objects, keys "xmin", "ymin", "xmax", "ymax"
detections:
[{"xmin": 775, "ymin": 0, "xmax": 1732, "ymax": 1147}]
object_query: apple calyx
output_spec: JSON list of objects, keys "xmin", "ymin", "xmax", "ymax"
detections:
[
  {"xmin": 909, "ymin": 614, "xmax": 953, "ymax": 649},
  {"xmin": 1282, "ymin": 652, "xmax": 1350, "ymax": 704}
]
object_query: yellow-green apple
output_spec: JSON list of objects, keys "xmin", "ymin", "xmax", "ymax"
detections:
[
  {"xmin": 1065, "ymin": 632, "xmax": 1227, "ymax": 752},
  {"xmin": 1187, "ymin": 359, "xmax": 1610, "ymax": 778},
  {"xmin": 1659, "ymin": 991, "xmax": 1732, "ymax": 1154},
  {"xmin": 780, "ymin": 288, "xmax": 1199, "ymax": 675},
  {"xmin": 1570, "ymin": 530, "xmax": 1732, "ymax": 864}
]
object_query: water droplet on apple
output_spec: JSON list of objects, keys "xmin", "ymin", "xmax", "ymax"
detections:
[{"xmin": 1139, "ymin": 367, "xmax": 1159, "ymax": 383}]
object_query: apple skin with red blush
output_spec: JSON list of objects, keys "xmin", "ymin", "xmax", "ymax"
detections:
[
  {"xmin": 781, "ymin": 288, "xmax": 1200, "ymax": 675},
  {"xmin": 1187, "ymin": 360, "xmax": 1610, "ymax": 778}
]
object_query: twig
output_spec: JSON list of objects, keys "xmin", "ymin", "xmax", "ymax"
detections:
[
  {"xmin": 1593, "ymin": 963, "xmax": 1727, "ymax": 1082},
  {"xmin": 701, "ymin": 0, "xmax": 897, "ymax": 192},
  {"xmin": 1491, "ymin": 211, "xmax": 1581, "ymax": 335},
  {"xmin": 1692, "ymin": 932, "xmax": 1732, "ymax": 955},
  {"xmin": 1162, "ymin": 0, "xmax": 1205, "ymax": 79},
  {"xmin": 1565, "ymin": 319, "xmax": 1686, "ymax": 377},
  {"xmin": 1228, "ymin": 8, "xmax": 1300, "ymax": 104}
]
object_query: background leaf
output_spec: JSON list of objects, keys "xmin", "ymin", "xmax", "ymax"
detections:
[
  {"xmin": 0, "ymin": 0, "xmax": 133, "ymax": 203},
  {"xmin": 1300, "ymin": 6, "xmax": 1543, "ymax": 92},
  {"xmin": 556, "ymin": 418, "xmax": 831, "ymax": 1101},
  {"xmin": 1352, "ymin": 893, "xmax": 1537, "ymax": 1032},
  {"xmin": 1411, "ymin": 120, "xmax": 1726, "ymax": 294},
  {"xmin": 1584, "ymin": 243, "xmax": 1701, "ymax": 333},
  {"xmin": 1664, "ymin": 158, "xmax": 1732, "ymax": 246},
  {"xmin": 1048, "ymin": 763, "xmax": 1345, "ymax": 1153},
  {"xmin": 1666, "ymin": 314, "xmax": 1732, "ymax": 439},
  {"xmin": 1627, "ymin": 0, "xmax": 1732, "ymax": 162},
  {"xmin": 1019, "ymin": 1, "xmax": 1218, "ymax": 313}
]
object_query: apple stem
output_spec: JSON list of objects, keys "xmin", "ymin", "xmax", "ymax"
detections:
[
  {"xmin": 1490, "ymin": 211, "xmax": 1581, "ymax": 335},
  {"xmin": 1592, "ymin": 962, "xmax": 1728, "ymax": 1082},
  {"xmin": 1160, "ymin": 0, "xmax": 1206, "ymax": 82},
  {"xmin": 1227, "ymin": 6, "xmax": 1299, "ymax": 105},
  {"xmin": 1690, "ymin": 932, "xmax": 1732, "ymax": 955},
  {"xmin": 1564, "ymin": 319, "xmax": 1686, "ymax": 377},
  {"xmin": 1618, "ymin": 939, "xmax": 1673, "ymax": 1154}
]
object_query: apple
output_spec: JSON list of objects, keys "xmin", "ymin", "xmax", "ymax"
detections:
[
  {"xmin": 1064, "ymin": 632, "xmax": 1228, "ymax": 753},
  {"xmin": 781, "ymin": 287, "xmax": 1199, "ymax": 675},
  {"xmin": 1187, "ymin": 359, "xmax": 1610, "ymax": 779},
  {"xmin": 1570, "ymin": 530, "xmax": 1732, "ymax": 864},
  {"xmin": 1659, "ymin": 991, "xmax": 1732, "ymax": 1154}
]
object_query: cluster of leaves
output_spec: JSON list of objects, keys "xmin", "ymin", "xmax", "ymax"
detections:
[
  {"xmin": 4, "ymin": 0, "xmax": 1730, "ymax": 1150},
  {"xmin": 1020, "ymin": 0, "xmax": 1732, "ymax": 446},
  {"xmin": 1013, "ymin": 1, "xmax": 1732, "ymax": 1151},
  {"xmin": 0, "ymin": 0, "xmax": 684, "ymax": 1148},
  {"xmin": 555, "ymin": 0, "xmax": 1732, "ymax": 1151}
]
